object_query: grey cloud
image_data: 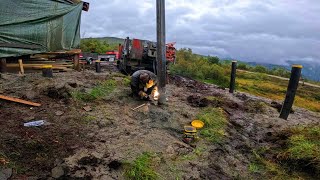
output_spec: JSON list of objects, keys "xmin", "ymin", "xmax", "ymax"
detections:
[{"xmin": 81, "ymin": 0, "xmax": 320, "ymax": 64}]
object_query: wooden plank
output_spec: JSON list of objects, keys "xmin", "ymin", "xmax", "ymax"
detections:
[
  {"xmin": 7, "ymin": 64, "xmax": 73, "ymax": 68},
  {"xmin": 44, "ymin": 49, "xmax": 81, "ymax": 55},
  {"xmin": 18, "ymin": 59, "xmax": 24, "ymax": 75},
  {"xmin": 0, "ymin": 95, "xmax": 41, "ymax": 107},
  {"xmin": 0, "ymin": 58, "xmax": 7, "ymax": 73}
]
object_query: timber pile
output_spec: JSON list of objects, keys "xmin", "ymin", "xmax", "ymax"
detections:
[{"xmin": 7, "ymin": 58, "xmax": 74, "ymax": 73}]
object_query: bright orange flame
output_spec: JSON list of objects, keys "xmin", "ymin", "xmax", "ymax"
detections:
[{"xmin": 153, "ymin": 90, "xmax": 159, "ymax": 100}]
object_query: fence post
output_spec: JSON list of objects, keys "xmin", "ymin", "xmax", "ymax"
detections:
[
  {"xmin": 74, "ymin": 54, "xmax": 80, "ymax": 71},
  {"xmin": 95, "ymin": 61, "xmax": 101, "ymax": 73},
  {"xmin": 229, "ymin": 61, "xmax": 237, "ymax": 93},
  {"xmin": 279, "ymin": 65, "xmax": 302, "ymax": 120},
  {"xmin": 0, "ymin": 58, "xmax": 7, "ymax": 73}
]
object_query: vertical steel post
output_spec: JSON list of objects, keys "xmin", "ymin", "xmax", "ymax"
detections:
[
  {"xmin": 279, "ymin": 65, "xmax": 302, "ymax": 120},
  {"xmin": 95, "ymin": 61, "xmax": 101, "ymax": 73},
  {"xmin": 229, "ymin": 61, "xmax": 237, "ymax": 93},
  {"xmin": 156, "ymin": 0, "xmax": 166, "ymax": 104}
]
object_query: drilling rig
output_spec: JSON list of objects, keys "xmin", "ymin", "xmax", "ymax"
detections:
[{"xmin": 117, "ymin": 37, "xmax": 176, "ymax": 75}]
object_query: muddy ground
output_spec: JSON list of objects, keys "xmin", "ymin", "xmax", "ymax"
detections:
[{"xmin": 0, "ymin": 63, "xmax": 319, "ymax": 179}]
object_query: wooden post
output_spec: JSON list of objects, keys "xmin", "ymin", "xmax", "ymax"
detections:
[
  {"xmin": 229, "ymin": 61, "xmax": 237, "ymax": 93},
  {"xmin": 18, "ymin": 59, "xmax": 24, "ymax": 75},
  {"xmin": 0, "ymin": 58, "xmax": 7, "ymax": 73},
  {"xmin": 74, "ymin": 54, "xmax": 80, "ymax": 71},
  {"xmin": 279, "ymin": 65, "xmax": 302, "ymax": 120}
]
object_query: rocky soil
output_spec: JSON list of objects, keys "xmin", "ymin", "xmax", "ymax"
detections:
[{"xmin": 0, "ymin": 64, "xmax": 319, "ymax": 179}]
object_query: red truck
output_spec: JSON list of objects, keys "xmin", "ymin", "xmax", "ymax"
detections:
[{"xmin": 117, "ymin": 37, "xmax": 176, "ymax": 74}]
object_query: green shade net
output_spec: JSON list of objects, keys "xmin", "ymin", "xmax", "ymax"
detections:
[{"xmin": 0, "ymin": 0, "xmax": 83, "ymax": 58}]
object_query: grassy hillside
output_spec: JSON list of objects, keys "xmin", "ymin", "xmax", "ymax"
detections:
[
  {"xmin": 82, "ymin": 37, "xmax": 124, "ymax": 44},
  {"xmin": 171, "ymin": 48, "xmax": 320, "ymax": 112},
  {"xmin": 237, "ymin": 71, "xmax": 320, "ymax": 112}
]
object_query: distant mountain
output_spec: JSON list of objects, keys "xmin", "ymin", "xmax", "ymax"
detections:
[
  {"xmin": 245, "ymin": 61, "xmax": 320, "ymax": 82},
  {"xmin": 82, "ymin": 37, "xmax": 125, "ymax": 44},
  {"xmin": 286, "ymin": 60, "xmax": 320, "ymax": 82},
  {"xmin": 81, "ymin": 37, "xmax": 151, "ymax": 45}
]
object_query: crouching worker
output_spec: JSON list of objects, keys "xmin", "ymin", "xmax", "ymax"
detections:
[{"xmin": 131, "ymin": 70, "xmax": 158, "ymax": 100}]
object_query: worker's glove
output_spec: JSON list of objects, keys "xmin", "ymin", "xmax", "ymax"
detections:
[{"xmin": 138, "ymin": 91, "xmax": 148, "ymax": 99}]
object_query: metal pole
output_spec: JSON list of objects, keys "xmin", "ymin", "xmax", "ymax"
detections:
[
  {"xmin": 279, "ymin": 65, "xmax": 302, "ymax": 120},
  {"xmin": 95, "ymin": 61, "xmax": 101, "ymax": 73},
  {"xmin": 229, "ymin": 61, "xmax": 237, "ymax": 93},
  {"xmin": 156, "ymin": 0, "xmax": 166, "ymax": 104}
]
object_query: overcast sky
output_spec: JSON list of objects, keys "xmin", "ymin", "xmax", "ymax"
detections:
[{"xmin": 80, "ymin": 0, "xmax": 319, "ymax": 65}]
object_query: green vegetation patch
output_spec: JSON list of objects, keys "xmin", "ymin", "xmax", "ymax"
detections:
[
  {"xmin": 124, "ymin": 152, "xmax": 159, "ymax": 180},
  {"xmin": 279, "ymin": 125, "xmax": 320, "ymax": 175},
  {"xmin": 196, "ymin": 108, "xmax": 228, "ymax": 143},
  {"xmin": 72, "ymin": 79, "xmax": 116, "ymax": 101},
  {"xmin": 170, "ymin": 48, "xmax": 229, "ymax": 88},
  {"xmin": 250, "ymin": 149, "xmax": 300, "ymax": 179}
]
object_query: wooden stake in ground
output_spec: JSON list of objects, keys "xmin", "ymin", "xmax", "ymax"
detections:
[
  {"xmin": 18, "ymin": 59, "xmax": 24, "ymax": 75},
  {"xmin": 74, "ymin": 54, "xmax": 80, "ymax": 71},
  {"xmin": 0, "ymin": 58, "xmax": 7, "ymax": 73},
  {"xmin": 0, "ymin": 95, "xmax": 41, "ymax": 107}
]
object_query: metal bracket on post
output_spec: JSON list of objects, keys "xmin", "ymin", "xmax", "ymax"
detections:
[
  {"xmin": 279, "ymin": 65, "xmax": 303, "ymax": 120},
  {"xmin": 156, "ymin": 0, "xmax": 166, "ymax": 104},
  {"xmin": 229, "ymin": 61, "xmax": 237, "ymax": 93}
]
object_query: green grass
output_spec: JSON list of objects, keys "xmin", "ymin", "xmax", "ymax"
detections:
[
  {"xmin": 250, "ymin": 150, "xmax": 301, "ymax": 180},
  {"xmin": 237, "ymin": 71, "xmax": 320, "ymax": 112},
  {"xmin": 72, "ymin": 79, "xmax": 116, "ymax": 101},
  {"xmin": 248, "ymin": 162, "xmax": 263, "ymax": 173},
  {"xmin": 249, "ymin": 125, "xmax": 320, "ymax": 179},
  {"xmin": 124, "ymin": 152, "xmax": 159, "ymax": 180},
  {"xmin": 196, "ymin": 108, "xmax": 228, "ymax": 143},
  {"xmin": 279, "ymin": 125, "xmax": 320, "ymax": 174}
]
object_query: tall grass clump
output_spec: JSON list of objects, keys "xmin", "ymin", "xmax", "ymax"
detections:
[
  {"xmin": 196, "ymin": 107, "xmax": 228, "ymax": 143},
  {"xmin": 124, "ymin": 152, "xmax": 159, "ymax": 180}
]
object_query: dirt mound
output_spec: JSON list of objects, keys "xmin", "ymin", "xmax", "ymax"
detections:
[
  {"xmin": 187, "ymin": 94, "xmax": 209, "ymax": 107},
  {"xmin": 45, "ymin": 83, "xmax": 75, "ymax": 100}
]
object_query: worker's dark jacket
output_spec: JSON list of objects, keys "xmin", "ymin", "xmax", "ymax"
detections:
[{"xmin": 130, "ymin": 70, "xmax": 157, "ymax": 96}]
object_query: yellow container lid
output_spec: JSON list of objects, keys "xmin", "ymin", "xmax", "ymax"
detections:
[
  {"xmin": 191, "ymin": 120, "xmax": 205, "ymax": 129},
  {"xmin": 42, "ymin": 65, "xmax": 53, "ymax": 69},
  {"xmin": 292, "ymin": 64, "xmax": 303, "ymax": 68}
]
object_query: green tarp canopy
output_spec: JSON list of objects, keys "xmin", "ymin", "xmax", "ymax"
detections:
[{"xmin": 0, "ymin": 0, "xmax": 83, "ymax": 58}]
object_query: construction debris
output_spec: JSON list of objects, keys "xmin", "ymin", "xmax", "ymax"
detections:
[
  {"xmin": 24, "ymin": 120, "xmax": 46, "ymax": 127},
  {"xmin": 0, "ymin": 95, "xmax": 41, "ymax": 107},
  {"xmin": 131, "ymin": 103, "xmax": 147, "ymax": 111},
  {"xmin": 83, "ymin": 106, "xmax": 93, "ymax": 112}
]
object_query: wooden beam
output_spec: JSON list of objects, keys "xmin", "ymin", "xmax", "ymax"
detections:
[
  {"xmin": 0, "ymin": 95, "xmax": 41, "ymax": 107},
  {"xmin": 0, "ymin": 58, "xmax": 7, "ymax": 73},
  {"xmin": 18, "ymin": 59, "xmax": 24, "ymax": 75}
]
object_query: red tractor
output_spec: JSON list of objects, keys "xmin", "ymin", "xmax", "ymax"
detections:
[{"xmin": 117, "ymin": 37, "xmax": 176, "ymax": 74}]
